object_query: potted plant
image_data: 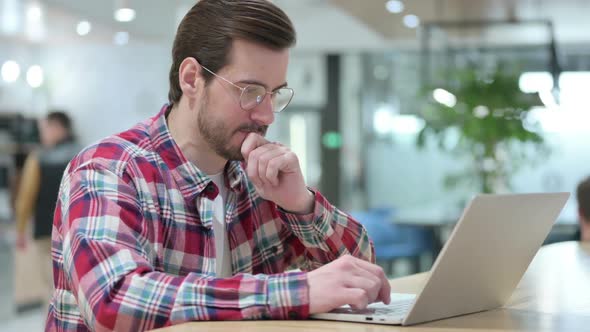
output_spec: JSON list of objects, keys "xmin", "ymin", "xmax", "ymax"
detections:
[{"xmin": 416, "ymin": 64, "xmax": 548, "ymax": 193}]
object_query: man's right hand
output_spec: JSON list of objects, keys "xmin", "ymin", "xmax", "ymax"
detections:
[{"xmin": 307, "ymin": 255, "xmax": 391, "ymax": 314}]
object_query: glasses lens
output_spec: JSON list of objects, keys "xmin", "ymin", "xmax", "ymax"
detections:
[
  {"xmin": 272, "ymin": 88, "xmax": 294, "ymax": 113},
  {"xmin": 240, "ymin": 85, "xmax": 266, "ymax": 110}
]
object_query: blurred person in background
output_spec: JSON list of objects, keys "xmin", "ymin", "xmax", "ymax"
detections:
[
  {"xmin": 15, "ymin": 111, "xmax": 80, "ymax": 307},
  {"xmin": 46, "ymin": 0, "xmax": 390, "ymax": 331},
  {"xmin": 576, "ymin": 176, "xmax": 590, "ymax": 241}
]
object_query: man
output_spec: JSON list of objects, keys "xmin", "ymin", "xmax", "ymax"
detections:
[
  {"xmin": 15, "ymin": 111, "xmax": 79, "ymax": 308},
  {"xmin": 46, "ymin": 1, "xmax": 390, "ymax": 331},
  {"xmin": 577, "ymin": 176, "xmax": 590, "ymax": 241}
]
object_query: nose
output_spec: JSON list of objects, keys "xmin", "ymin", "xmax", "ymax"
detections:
[{"xmin": 249, "ymin": 94, "xmax": 275, "ymax": 126}]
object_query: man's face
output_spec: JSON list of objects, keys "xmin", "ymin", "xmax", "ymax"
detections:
[
  {"xmin": 197, "ymin": 39, "xmax": 290, "ymax": 161},
  {"xmin": 39, "ymin": 119, "xmax": 66, "ymax": 147}
]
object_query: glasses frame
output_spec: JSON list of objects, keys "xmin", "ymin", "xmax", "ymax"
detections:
[{"xmin": 200, "ymin": 65, "xmax": 294, "ymax": 114}]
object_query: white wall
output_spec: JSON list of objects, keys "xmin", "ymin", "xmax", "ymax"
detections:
[
  {"xmin": 35, "ymin": 43, "xmax": 326, "ymax": 146},
  {"xmin": 41, "ymin": 42, "xmax": 170, "ymax": 145},
  {"xmin": 0, "ymin": 42, "xmax": 44, "ymax": 115}
]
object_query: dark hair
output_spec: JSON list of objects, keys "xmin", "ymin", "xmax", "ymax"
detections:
[
  {"xmin": 168, "ymin": 0, "xmax": 296, "ymax": 106},
  {"xmin": 577, "ymin": 176, "xmax": 590, "ymax": 220},
  {"xmin": 46, "ymin": 111, "xmax": 73, "ymax": 136}
]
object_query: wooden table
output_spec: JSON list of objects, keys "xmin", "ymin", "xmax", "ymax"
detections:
[{"xmin": 156, "ymin": 241, "xmax": 590, "ymax": 332}]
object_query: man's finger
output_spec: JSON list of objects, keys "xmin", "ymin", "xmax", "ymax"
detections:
[
  {"xmin": 246, "ymin": 143, "xmax": 277, "ymax": 187},
  {"xmin": 241, "ymin": 132, "xmax": 269, "ymax": 161},
  {"xmin": 353, "ymin": 258, "xmax": 391, "ymax": 304},
  {"xmin": 344, "ymin": 274, "xmax": 380, "ymax": 305},
  {"xmin": 342, "ymin": 288, "xmax": 370, "ymax": 310},
  {"xmin": 266, "ymin": 153, "xmax": 290, "ymax": 187},
  {"xmin": 257, "ymin": 148, "xmax": 287, "ymax": 187}
]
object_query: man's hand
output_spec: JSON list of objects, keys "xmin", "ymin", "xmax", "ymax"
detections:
[
  {"xmin": 241, "ymin": 133, "xmax": 314, "ymax": 214},
  {"xmin": 16, "ymin": 232, "xmax": 27, "ymax": 250},
  {"xmin": 307, "ymin": 255, "xmax": 391, "ymax": 314}
]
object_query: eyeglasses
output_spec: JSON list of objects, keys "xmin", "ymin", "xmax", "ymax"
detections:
[{"xmin": 201, "ymin": 65, "xmax": 294, "ymax": 114}]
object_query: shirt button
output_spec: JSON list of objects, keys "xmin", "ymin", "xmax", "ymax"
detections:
[{"xmin": 288, "ymin": 311, "xmax": 299, "ymax": 319}]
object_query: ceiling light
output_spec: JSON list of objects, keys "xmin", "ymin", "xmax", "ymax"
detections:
[
  {"xmin": 26, "ymin": 65, "xmax": 43, "ymax": 88},
  {"xmin": 113, "ymin": 31, "xmax": 129, "ymax": 45},
  {"xmin": 385, "ymin": 0, "xmax": 404, "ymax": 14},
  {"xmin": 114, "ymin": 8, "xmax": 135, "ymax": 22},
  {"xmin": 76, "ymin": 20, "xmax": 91, "ymax": 36},
  {"xmin": 403, "ymin": 14, "xmax": 420, "ymax": 28},
  {"xmin": 1, "ymin": 60, "xmax": 20, "ymax": 83}
]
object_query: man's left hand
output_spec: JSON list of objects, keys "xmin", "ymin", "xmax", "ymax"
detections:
[{"xmin": 241, "ymin": 133, "xmax": 314, "ymax": 214}]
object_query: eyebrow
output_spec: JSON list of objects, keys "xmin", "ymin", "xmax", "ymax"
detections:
[{"xmin": 236, "ymin": 79, "xmax": 289, "ymax": 92}]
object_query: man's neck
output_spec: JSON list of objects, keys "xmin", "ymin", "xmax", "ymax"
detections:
[{"xmin": 167, "ymin": 100, "xmax": 227, "ymax": 175}]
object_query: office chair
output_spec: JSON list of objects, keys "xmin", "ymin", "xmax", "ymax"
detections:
[{"xmin": 351, "ymin": 208, "xmax": 434, "ymax": 276}]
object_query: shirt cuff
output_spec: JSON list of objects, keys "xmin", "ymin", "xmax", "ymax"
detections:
[
  {"xmin": 277, "ymin": 189, "xmax": 334, "ymax": 250},
  {"xmin": 266, "ymin": 271, "xmax": 310, "ymax": 320}
]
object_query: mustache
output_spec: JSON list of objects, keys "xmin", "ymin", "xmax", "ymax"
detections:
[{"xmin": 236, "ymin": 124, "xmax": 268, "ymax": 136}]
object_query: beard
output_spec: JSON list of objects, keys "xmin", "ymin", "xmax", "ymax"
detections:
[{"xmin": 197, "ymin": 96, "xmax": 267, "ymax": 161}]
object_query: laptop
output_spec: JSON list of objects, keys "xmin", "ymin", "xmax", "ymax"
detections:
[{"xmin": 311, "ymin": 192, "xmax": 569, "ymax": 325}]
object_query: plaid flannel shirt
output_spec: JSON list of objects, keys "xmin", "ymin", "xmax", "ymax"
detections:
[{"xmin": 46, "ymin": 105, "xmax": 374, "ymax": 331}]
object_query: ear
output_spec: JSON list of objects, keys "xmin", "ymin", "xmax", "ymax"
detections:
[{"xmin": 178, "ymin": 57, "xmax": 203, "ymax": 98}]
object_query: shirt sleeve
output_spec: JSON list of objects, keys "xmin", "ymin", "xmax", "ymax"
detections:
[
  {"xmin": 57, "ymin": 162, "xmax": 310, "ymax": 331},
  {"xmin": 277, "ymin": 189, "xmax": 375, "ymax": 269},
  {"xmin": 15, "ymin": 152, "xmax": 41, "ymax": 235}
]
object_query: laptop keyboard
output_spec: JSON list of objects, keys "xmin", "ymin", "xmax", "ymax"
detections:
[{"xmin": 329, "ymin": 298, "xmax": 415, "ymax": 317}]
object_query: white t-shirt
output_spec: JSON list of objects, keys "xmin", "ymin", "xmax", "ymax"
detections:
[{"xmin": 208, "ymin": 172, "xmax": 232, "ymax": 278}]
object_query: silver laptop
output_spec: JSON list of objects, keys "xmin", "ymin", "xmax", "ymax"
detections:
[{"xmin": 311, "ymin": 192, "xmax": 569, "ymax": 325}]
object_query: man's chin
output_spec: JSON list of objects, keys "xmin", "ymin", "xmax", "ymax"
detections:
[{"xmin": 217, "ymin": 149, "xmax": 244, "ymax": 162}]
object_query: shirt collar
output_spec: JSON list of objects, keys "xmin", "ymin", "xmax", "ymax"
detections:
[{"xmin": 148, "ymin": 104, "xmax": 245, "ymax": 203}]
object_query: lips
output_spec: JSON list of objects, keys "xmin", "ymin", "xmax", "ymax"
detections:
[
  {"xmin": 236, "ymin": 130, "xmax": 254, "ymax": 142},
  {"xmin": 236, "ymin": 124, "xmax": 268, "ymax": 136},
  {"xmin": 237, "ymin": 128, "xmax": 266, "ymax": 136}
]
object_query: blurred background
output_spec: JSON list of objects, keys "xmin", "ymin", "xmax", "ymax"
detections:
[{"xmin": 1, "ymin": 0, "xmax": 589, "ymax": 329}]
